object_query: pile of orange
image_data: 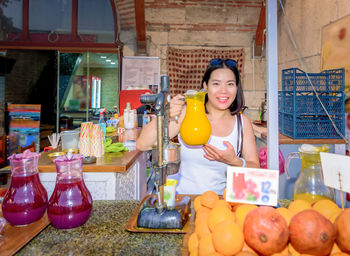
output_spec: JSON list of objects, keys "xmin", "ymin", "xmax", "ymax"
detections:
[{"xmin": 187, "ymin": 189, "xmax": 350, "ymax": 256}]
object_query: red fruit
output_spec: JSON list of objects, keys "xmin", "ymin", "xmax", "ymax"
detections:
[
  {"xmin": 334, "ymin": 208, "xmax": 350, "ymax": 253},
  {"xmin": 289, "ymin": 209, "xmax": 337, "ymax": 255},
  {"xmin": 243, "ymin": 206, "xmax": 289, "ymax": 256}
]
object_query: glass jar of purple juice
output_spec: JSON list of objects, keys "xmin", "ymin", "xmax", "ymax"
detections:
[
  {"xmin": 48, "ymin": 153, "xmax": 92, "ymax": 229},
  {"xmin": 2, "ymin": 150, "xmax": 48, "ymax": 226}
]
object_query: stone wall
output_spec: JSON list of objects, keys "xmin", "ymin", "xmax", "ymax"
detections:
[
  {"xmin": 277, "ymin": 0, "xmax": 350, "ymax": 85},
  {"xmin": 1, "ymin": 0, "xmax": 350, "ymax": 133},
  {"xmin": 120, "ymin": 0, "xmax": 267, "ymax": 121},
  {"xmin": 119, "ymin": 0, "xmax": 350, "ymax": 121}
]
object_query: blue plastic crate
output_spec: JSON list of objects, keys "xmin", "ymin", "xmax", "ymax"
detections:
[
  {"xmin": 282, "ymin": 68, "xmax": 344, "ymax": 92},
  {"xmin": 279, "ymin": 68, "xmax": 345, "ymax": 139},
  {"xmin": 279, "ymin": 91, "xmax": 344, "ymax": 116},
  {"xmin": 279, "ymin": 112, "xmax": 344, "ymax": 139}
]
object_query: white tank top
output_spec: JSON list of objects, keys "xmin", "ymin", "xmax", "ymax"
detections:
[{"xmin": 173, "ymin": 115, "xmax": 243, "ymax": 195}]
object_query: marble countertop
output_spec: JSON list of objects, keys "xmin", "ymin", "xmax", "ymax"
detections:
[{"xmin": 17, "ymin": 201, "xmax": 184, "ymax": 256}]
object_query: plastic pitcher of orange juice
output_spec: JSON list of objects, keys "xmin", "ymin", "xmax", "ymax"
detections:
[
  {"xmin": 180, "ymin": 90, "xmax": 211, "ymax": 145},
  {"xmin": 285, "ymin": 144, "xmax": 335, "ymax": 204}
]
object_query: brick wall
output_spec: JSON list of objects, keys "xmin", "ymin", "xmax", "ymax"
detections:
[
  {"xmin": 118, "ymin": 0, "xmax": 266, "ymax": 120},
  {"xmin": 278, "ymin": 0, "xmax": 350, "ymax": 83}
]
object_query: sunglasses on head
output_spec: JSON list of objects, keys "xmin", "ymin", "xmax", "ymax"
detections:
[{"xmin": 209, "ymin": 58, "xmax": 237, "ymax": 68}]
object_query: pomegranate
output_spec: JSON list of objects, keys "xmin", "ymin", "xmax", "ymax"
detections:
[
  {"xmin": 289, "ymin": 209, "xmax": 336, "ymax": 255},
  {"xmin": 243, "ymin": 206, "xmax": 289, "ymax": 256}
]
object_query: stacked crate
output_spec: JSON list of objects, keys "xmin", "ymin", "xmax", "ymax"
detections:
[{"xmin": 279, "ymin": 68, "xmax": 345, "ymax": 139}]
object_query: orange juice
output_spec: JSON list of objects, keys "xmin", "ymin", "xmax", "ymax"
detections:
[
  {"xmin": 180, "ymin": 92, "xmax": 211, "ymax": 145},
  {"xmin": 293, "ymin": 193, "xmax": 333, "ymax": 205}
]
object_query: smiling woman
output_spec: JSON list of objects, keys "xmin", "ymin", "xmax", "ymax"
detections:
[{"xmin": 137, "ymin": 58, "xmax": 260, "ymax": 195}]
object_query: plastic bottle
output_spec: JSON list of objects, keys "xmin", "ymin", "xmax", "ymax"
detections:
[
  {"xmin": 99, "ymin": 108, "xmax": 107, "ymax": 137},
  {"xmin": 124, "ymin": 102, "xmax": 134, "ymax": 129},
  {"xmin": 142, "ymin": 111, "xmax": 148, "ymax": 127},
  {"xmin": 133, "ymin": 109, "xmax": 138, "ymax": 128}
]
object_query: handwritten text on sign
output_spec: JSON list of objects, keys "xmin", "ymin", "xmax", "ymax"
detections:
[
  {"xmin": 320, "ymin": 152, "xmax": 350, "ymax": 193},
  {"xmin": 226, "ymin": 167, "xmax": 279, "ymax": 206}
]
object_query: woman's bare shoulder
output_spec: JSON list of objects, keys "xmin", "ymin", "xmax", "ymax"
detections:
[{"xmin": 240, "ymin": 113, "xmax": 253, "ymax": 124}]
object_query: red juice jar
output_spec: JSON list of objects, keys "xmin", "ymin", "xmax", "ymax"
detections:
[
  {"xmin": 48, "ymin": 153, "xmax": 92, "ymax": 229},
  {"xmin": 2, "ymin": 150, "xmax": 48, "ymax": 226}
]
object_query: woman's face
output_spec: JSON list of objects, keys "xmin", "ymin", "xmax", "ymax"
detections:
[{"xmin": 203, "ymin": 68, "xmax": 237, "ymax": 111}]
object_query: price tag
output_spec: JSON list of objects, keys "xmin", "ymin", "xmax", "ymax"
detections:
[
  {"xmin": 226, "ymin": 167, "xmax": 279, "ymax": 206},
  {"xmin": 320, "ymin": 152, "xmax": 350, "ymax": 193}
]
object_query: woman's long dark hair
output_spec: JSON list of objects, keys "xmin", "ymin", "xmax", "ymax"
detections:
[{"xmin": 201, "ymin": 62, "xmax": 244, "ymax": 115}]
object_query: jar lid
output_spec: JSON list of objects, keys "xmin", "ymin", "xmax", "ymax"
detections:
[
  {"xmin": 8, "ymin": 149, "xmax": 40, "ymax": 161},
  {"xmin": 299, "ymin": 144, "xmax": 330, "ymax": 153},
  {"xmin": 60, "ymin": 130, "xmax": 80, "ymax": 135},
  {"xmin": 54, "ymin": 153, "xmax": 84, "ymax": 163},
  {"xmin": 184, "ymin": 89, "xmax": 207, "ymax": 96}
]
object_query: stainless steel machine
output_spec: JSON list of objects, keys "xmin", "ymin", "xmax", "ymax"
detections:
[{"xmin": 137, "ymin": 75, "xmax": 190, "ymax": 230}]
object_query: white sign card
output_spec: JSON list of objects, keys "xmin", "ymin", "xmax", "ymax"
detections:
[
  {"xmin": 226, "ymin": 167, "xmax": 279, "ymax": 206},
  {"xmin": 320, "ymin": 152, "xmax": 350, "ymax": 193},
  {"xmin": 122, "ymin": 56, "xmax": 160, "ymax": 90}
]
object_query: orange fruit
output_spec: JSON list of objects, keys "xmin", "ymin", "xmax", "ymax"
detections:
[
  {"xmin": 212, "ymin": 219, "xmax": 244, "ymax": 255},
  {"xmin": 201, "ymin": 190, "xmax": 219, "ymax": 209},
  {"xmin": 188, "ymin": 232, "xmax": 199, "ymax": 253},
  {"xmin": 213, "ymin": 199, "xmax": 231, "ymax": 210},
  {"xmin": 207, "ymin": 252, "xmax": 223, "ymax": 256},
  {"xmin": 230, "ymin": 202, "xmax": 245, "ymax": 212},
  {"xmin": 198, "ymin": 233, "xmax": 216, "ymax": 256},
  {"xmin": 329, "ymin": 210, "xmax": 342, "ymax": 223},
  {"xmin": 331, "ymin": 253, "xmax": 350, "ymax": 256},
  {"xmin": 190, "ymin": 251, "xmax": 198, "ymax": 256},
  {"xmin": 195, "ymin": 217, "xmax": 211, "ymax": 240},
  {"xmin": 235, "ymin": 204, "xmax": 258, "ymax": 229},
  {"xmin": 207, "ymin": 205, "xmax": 235, "ymax": 232},
  {"xmin": 223, "ymin": 188, "xmax": 227, "ymax": 200},
  {"xmin": 312, "ymin": 199, "xmax": 341, "ymax": 219},
  {"xmin": 235, "ymin": 252, "xmax": 257, "ymax": 256},
  {"xmin": 195, "ymin": 206, "xmax": 211, "ymax": 226},
  {"xmin": 241, "ymin": 242, "xmax": 258, "ymax": 255},
  {"xmin": 330, "ymin": 242, "xmax": 342, "ymax": 254},
  {"xmin": 288, "ymin": 200, "xmax": 311, "ymax": 215},
  {"xmin": 276, "ymin": 207, "xmax": 294, "ymax": 225},
  {"xmin": 195, "ymin": 205, "xmax": 211, "ymax": 218},
  {"xmin": 288, "ymin": 243, "xmax": 300, "ymax": 256},
  {"xmin": 194, "ymin": 195, "xmax": 203, "ymax": 212}
]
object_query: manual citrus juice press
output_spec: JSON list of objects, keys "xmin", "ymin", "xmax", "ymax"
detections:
[
  {"xmin": 137, "ymin": 75, "xmax": 190, "ymax": 230},
  {"xmin": 285, "ymin": 144, "xmax": 335, "ymax": 204}
]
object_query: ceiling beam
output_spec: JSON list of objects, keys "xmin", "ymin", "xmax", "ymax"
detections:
[
  {"xmin": 134, "ymin": 0, "xmax": 147, "ymax": 55},
  {"xmin": 254, "ymin": 1, "xmax": 266, "ymax": 56}
]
